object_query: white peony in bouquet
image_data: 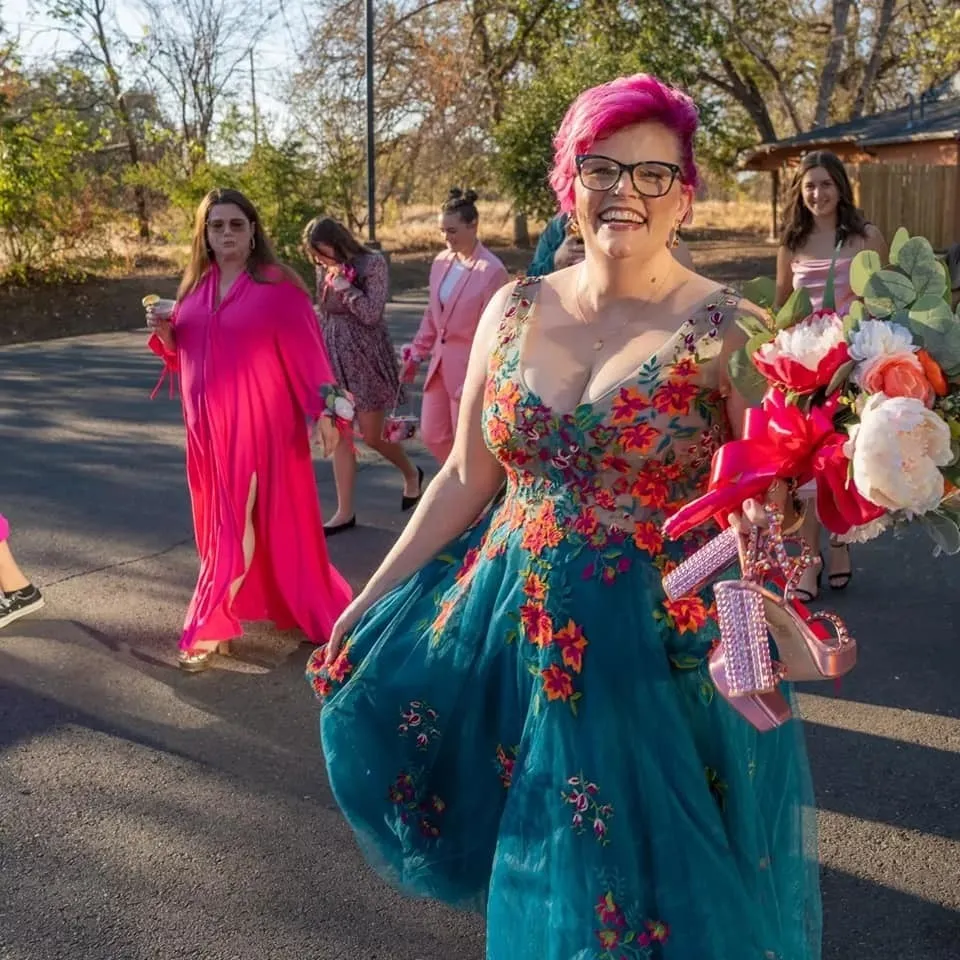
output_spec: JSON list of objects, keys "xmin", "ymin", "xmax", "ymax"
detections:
[{"xmin": 664, "ymin": 228, "xmax": 960, "ymax": 554}]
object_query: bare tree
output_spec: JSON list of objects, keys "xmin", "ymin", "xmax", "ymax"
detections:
[
  {"xmin": 140, "ymin": 0, "xmax": 277, "ymax": 167},
  {"xmin": 47, "ymin": 0, "xmax": 150, "ymax": 236},
  {"xmin": 850, "ymin": 0, "xmax": 897, "ymax": 119},
  {"xmin": 814, "ymin": 0, "xmax": 853, "ymax": 126}
]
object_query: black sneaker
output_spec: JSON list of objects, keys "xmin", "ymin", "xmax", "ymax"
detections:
[{"xmin": 0, "ymin": 584, "xmax": 45, "ymax": 629}]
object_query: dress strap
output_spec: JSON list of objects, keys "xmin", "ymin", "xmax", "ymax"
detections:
[{"xmin": 496, "ymin": 276, "xmax": 540, "ymax": 349}]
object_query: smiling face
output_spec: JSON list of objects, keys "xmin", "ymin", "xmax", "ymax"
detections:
[
  {"xmin": 205, "ymin": 203, "xmax": 253, "ymax": 264},
  {"xmin": 573, "ymin": 121, "xmax": 691, "ymax": 264},
  {"xmin": 439, "ymin": 212, "xmax": 478, "ymax": 256},
  {"xmin": 801, "ymin": 166, "xmax": 840, "ymax": 221}
]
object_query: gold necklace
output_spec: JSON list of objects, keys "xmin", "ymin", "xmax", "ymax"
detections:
[{"xmin": 573, "ymin": 269, "xmax": 672, "ymax": 351}]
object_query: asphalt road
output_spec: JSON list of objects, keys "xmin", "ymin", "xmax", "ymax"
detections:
[{"xmin": 1, "ymin": 297, "xmax": 958, "ymax": 960}]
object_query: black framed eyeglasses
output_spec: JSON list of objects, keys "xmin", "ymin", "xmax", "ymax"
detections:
[{"xmin": 575, "ymin": 154, "xmax": 682, "ymax": 198}]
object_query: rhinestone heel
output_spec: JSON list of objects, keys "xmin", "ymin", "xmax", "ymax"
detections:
[
  {"xmin": 662, "ymin": 526, "xmax": 741, "ymax": 601},
  {"xmin": 706, "ymin": 504, "xmax": 855, "ymax": 731}
]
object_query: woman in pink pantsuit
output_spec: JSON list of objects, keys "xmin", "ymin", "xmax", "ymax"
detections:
[
  {"xmin": 404, "ymin": 189, "xmax": 509, "ymax": 463},
  {"xmin": 147, "ymin": 188, "xmax": 353, "ymax": 671}
]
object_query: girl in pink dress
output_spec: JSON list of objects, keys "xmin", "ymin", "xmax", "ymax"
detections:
[
  {"xmin": 148, "ymin": 188, "xmax": 353, "ymax": 671},
  {"xmin": 775, "ymin": 150, "xmax": 887, "ymax": 601}
]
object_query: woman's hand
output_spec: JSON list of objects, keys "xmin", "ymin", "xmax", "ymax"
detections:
[
  {"xmin": 147, "ymin": 309, "xmax": 175, "ymax": 351},
  {"xmin": 400, "ymin": 358, "xmax": 419, "ymax": 384},
  {"xmin": 330, "ymin": 272, "xmax": 352, "ymax": 293},
  {"xmin": 313, "ymin": 416, "xmax": 341, "ymax": 458},
  {"xmin": 726, "ymin": 481, "xmax": 792, "ymax": 563},
  {"xmin": 324, "ymin": 598, "xmax": 369, "ymax": 665}
]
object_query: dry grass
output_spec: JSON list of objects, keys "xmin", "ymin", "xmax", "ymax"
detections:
[
  {"xmin": 379, "ymin": 201, "xmax": 524, "ymax": 252},
  {"xmin": 1, "ymin": 197, "xmax": 771, "ymax": 281},
  {"xmin": 379, "ymin": 198, "xmax": 770, "ymax": 251}
]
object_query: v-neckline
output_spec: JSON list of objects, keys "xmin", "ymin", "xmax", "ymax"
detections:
[
  {"xmin": 510, "ymin": 282, "xmax": 727, "ymax": 419},
  {"xmin": 212, "ymin": 266, "xmax": 245, "ymax": 310}
]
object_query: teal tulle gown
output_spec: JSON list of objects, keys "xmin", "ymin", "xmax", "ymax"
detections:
[{"xmin": 307, "ymin": 279, "xmax": 822, "ymax": 960}]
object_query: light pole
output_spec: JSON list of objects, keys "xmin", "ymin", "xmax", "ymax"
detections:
[{"xmin": 364, "ymin": 0, "xmax": 377, "ymax": 248}]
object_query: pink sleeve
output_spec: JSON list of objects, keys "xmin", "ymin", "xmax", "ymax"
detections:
[
  {"xmin": 339, "ymin": 253, "xmax": 388, "ymax": 326},
  {"xmin": 276, "ymin": 286, "xmax": 337, "ymax": 422},
  {"xmin": 147, "ymin": 305, "xmax": 180, "ymax": 399}
]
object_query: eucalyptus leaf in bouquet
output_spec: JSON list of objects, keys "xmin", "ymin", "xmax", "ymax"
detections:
[{"xmin": 669, "ymin": 227, "xmax": 960, "ymax": 558}]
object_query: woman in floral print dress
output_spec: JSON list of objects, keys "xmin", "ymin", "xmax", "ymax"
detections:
[{"xmin": 307, "ymin": 75, "xmax": 821, "ymax": 960}]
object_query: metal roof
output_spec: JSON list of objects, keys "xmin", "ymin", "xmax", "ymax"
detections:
[{"xmin": 743, "ymin": 96, "xmax": 960, "ymax": 165}]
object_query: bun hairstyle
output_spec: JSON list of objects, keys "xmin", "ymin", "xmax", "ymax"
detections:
[{"xmin": 442, "ymin": 187, "xmax": 479, "ymax": 225}]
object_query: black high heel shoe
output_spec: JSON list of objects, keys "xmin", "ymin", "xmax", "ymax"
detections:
[
  {"xmin": 827, "ymin": 538, "xmax": 853, "ymax": 590},
  {"xmin": 324, "ymin": 516, "xmax": 356, "ymax": 537},
  {"xmin": 401, "ymin": 466, "xmax": 424, "ymax": 512}
]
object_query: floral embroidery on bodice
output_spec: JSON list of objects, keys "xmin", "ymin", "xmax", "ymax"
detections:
[{"xmin": 482, "ymin": 277, "xmax": 740, "ymax": 547}]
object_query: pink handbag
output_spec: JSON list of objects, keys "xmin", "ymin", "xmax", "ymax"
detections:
[{"xmin": 382, "ymin": 382, "xmax": 419, "ymax": 444}]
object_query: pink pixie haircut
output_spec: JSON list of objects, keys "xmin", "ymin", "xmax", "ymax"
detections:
[{"xmin": 549, "ymin": 74, "xmax": 700, "ymax": 213}]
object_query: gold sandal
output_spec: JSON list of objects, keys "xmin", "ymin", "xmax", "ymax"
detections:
[{"xmin": 176, "ymin": 642, "xmax": 230, "ymax": 672}]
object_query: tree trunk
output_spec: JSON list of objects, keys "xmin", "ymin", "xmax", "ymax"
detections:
[
  {"xmin": 92, "ymin": 7, "xmax": 150, "ymax": 238},
  {"xmin": 701, "ymin": 58, "xmax": 779, "ymax": 143},
  {"xmin": 513, "ymin": 212, "xmax": 530, "ymax": 248},
  {"xmin": 849, "ymin": 0, "xmax": 895, "ymax": 120},
  {"xmin": 814, "ymin": 0, "xmax": 852, "ymax": 127}
]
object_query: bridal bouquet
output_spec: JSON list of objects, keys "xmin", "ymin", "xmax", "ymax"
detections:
[{"xmin": 664, "ymin": 228, "xmax": 960, "ymax": 554}]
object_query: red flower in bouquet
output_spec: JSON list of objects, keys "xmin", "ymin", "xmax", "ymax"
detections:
[
  {"xmin": 811, "ymin": 433, "xmax": 887, "ymax": 535},
  {"xmin": 752, "ymin": 311, "xmax": 850, "ymax": 395}
]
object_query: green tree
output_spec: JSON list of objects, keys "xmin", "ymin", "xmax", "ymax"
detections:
[{"xmin": 0, "ymin": 81, "xmax": 102, "ymax": 278}]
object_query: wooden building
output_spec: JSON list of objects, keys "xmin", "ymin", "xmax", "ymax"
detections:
[{"xmin": 742, "ymin": 95, "xmax": 960, "ymax": 250}]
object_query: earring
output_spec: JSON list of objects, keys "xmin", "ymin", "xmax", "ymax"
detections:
[
  {"xmin": 567, "ymin": 215, "xmax": 581, "ymax": 238},
  {"xmin": 670, "ymin": 222, "xmax": 682, "ymax": 248},
  {"xmin": 250, "ymin": 235, "xmax": 256, "ymax": 251}
]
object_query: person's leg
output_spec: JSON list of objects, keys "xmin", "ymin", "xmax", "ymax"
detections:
[
  {"xmin": 357, "ymin": 410, "xmax": 421, "ymax": 498},
  {"xmin": 795, "ymin": 506, "xmax": 823, "ymax": 602},
  {"xmin": 419, "ymin": 380, "xmax": 455, "ymax": 466},
  {"xmin": 0, "ymin": 540, "xmax": 30, "ymax": 594},
  {"xmin": 179, "ymin": 475, "xmax": 259, "ymax": 669},
  {"xmin": 326, "ymin": 436, "xmax": 358, "ymax": 528},
  {"xmin": 0, "ymin": 515, "xmax": 44, "ymax": 628}
]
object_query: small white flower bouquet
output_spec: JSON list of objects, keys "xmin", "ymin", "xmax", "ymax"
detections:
[
  {"xmin": 665, "ymin": 228, "xmax": 960, "ymax": 554},
  {"xmin": 319, "ymin": 384, "xmax": 356, "ymax": 430}
]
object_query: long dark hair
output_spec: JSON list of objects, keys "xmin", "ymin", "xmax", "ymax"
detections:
[
  {"xmin": 178, "ymin": 188, "xmax": 307, "ymax": 299},
  {"xmin": 780, "ymin": 151, "xmax": 868, "ymax": 252},
  {"xmin": 301, "ymin": 216, "xmax": 371, "ymax": 264},
  {"xmin": 441, "ymin": 187, "xmax": 479, "ymax": 225}
]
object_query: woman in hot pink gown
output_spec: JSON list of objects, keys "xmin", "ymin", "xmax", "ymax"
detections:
[{"xmin": 148, "ymin": 188, "xmax": 353, "ymax": 671}]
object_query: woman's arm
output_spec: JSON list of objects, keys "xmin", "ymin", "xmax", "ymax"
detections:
[
  {"xmin": 275, "ymin": 287, "xmax": 337, "ymax": 422},
  {"xmin": 350, "ymin": 283, "xmax": 513, "ymax": 610},
  {"xmin": 864, "ymin": 224, "xmax": 888, "ymax": 262},
  {"xmin": 774, "ymin": 245, "xmax": 793, "ymax": 309},
  {"xmin": 336, "ymin": 253, "xmax": 389, "ymax": 326},
  {"xmin": 410, "ymin": 302, "xmax": 438, "ymax": 360}
]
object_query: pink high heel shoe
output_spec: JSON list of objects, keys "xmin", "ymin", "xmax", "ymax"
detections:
[
  {"xmin": 706, "ymin": 506, "xmax": 855, "ymax": 731},
  {"xmin": 662, "ymin": 526, "xmax": 740, "ymax": 601}
]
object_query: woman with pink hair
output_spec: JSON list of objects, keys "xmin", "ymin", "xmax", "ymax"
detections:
[{"xmin": 308, "ymin": 75, "xmax": 820, "ymax": 958}]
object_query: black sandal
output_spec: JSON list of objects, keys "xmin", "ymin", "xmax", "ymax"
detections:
[
  {"xmin": 827, "ymin": 538, "xmax": 853, "ymax": 590},
  {"xmin": 794, "ymin": 555, "xmax": 823, "ymax": 604},
  {"xmin": 401, "ymin": 466, "xmax": 424, "ymax": 512}
]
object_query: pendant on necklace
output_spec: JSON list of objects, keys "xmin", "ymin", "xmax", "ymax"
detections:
[{"xmin": 593, "ymin": 338, "xmax": 604, "ymax": 351}]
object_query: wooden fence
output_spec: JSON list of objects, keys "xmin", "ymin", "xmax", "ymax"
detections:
[{"xmin": 852, "ymin": 163, "xmax": 959, "ymax": 251}]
